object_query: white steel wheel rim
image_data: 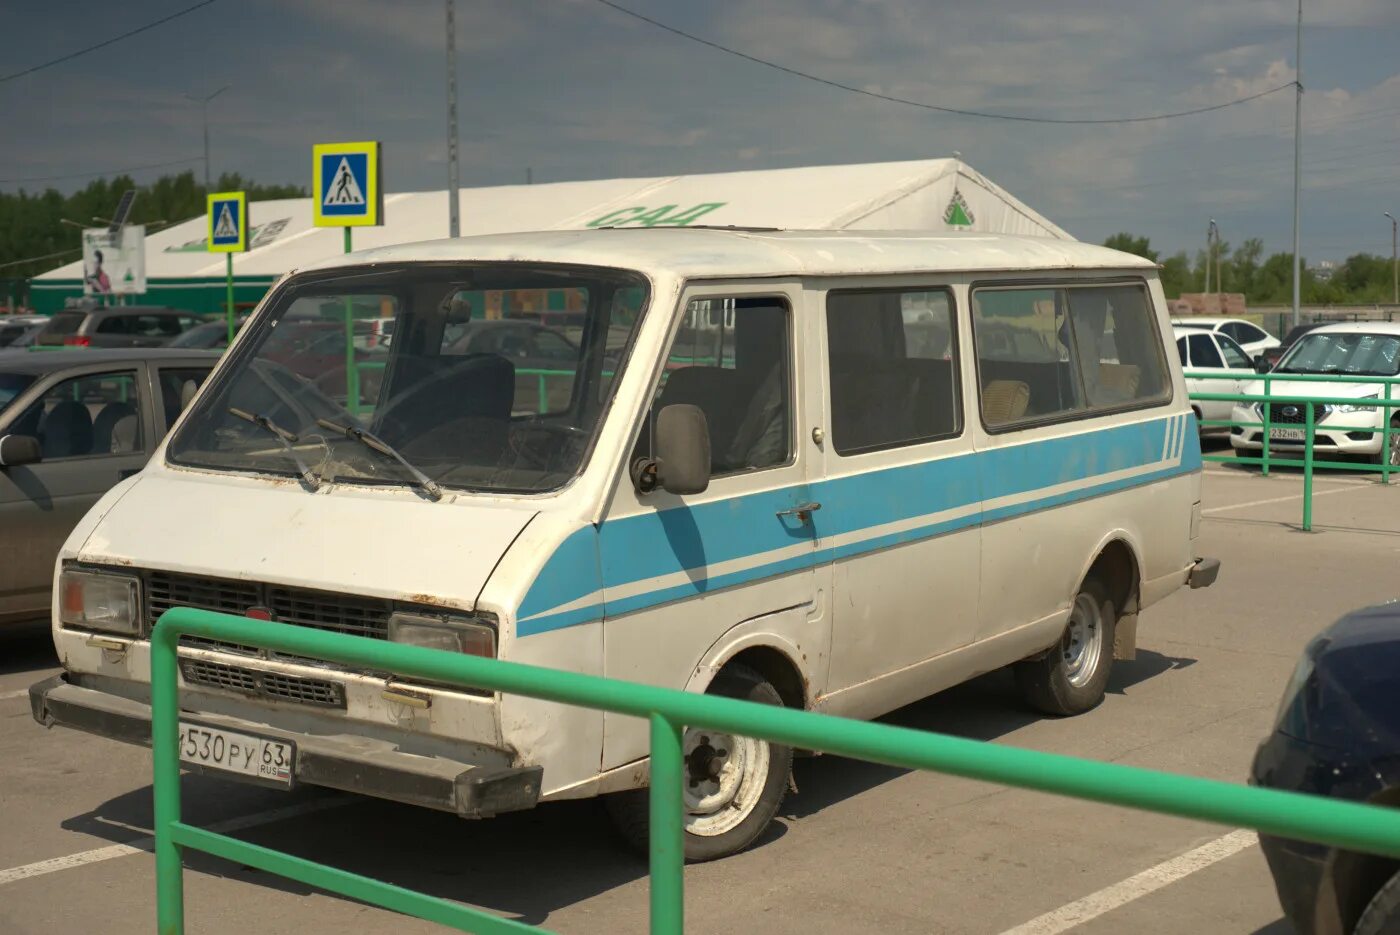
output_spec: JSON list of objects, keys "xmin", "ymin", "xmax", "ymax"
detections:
[
  {"xmin": 681, "ymin": 728, "xmax": 769, "ymax": 837},
  {"xmin": 1388, "ymin": 432, "xmax": 1400, "ymax": 466},
  {"xmin": 1062, "ymin": 593, "xmax": 1105, "ymax": 689}
]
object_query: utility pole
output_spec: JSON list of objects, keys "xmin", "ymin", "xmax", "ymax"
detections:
[
  {"xmin": 1291, "ymin": 0, "xmax": 1303, "ymax": 328},
  {"xmin": 1203, "ymin": 220, "xmax": 1213, "ymax": 298},
  {"xmin": 1209, "ymin": 219, "xmax": 1222, "ymax": 299},
  {"xmin": 1386, "ymin": 212, "xmax": 1398, "ymax": 305},
  {"xmin": 445, "ymin": 0, "xmax": 461, "ymax": 238},
  {"xmin": 186, "ymin": 86, "xmax": 229, "ymax": 193}
]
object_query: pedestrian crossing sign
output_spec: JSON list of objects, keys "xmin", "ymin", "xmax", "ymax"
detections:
[
  {"xmin": 207, "ymin": 191, "xmax": 247, "ymax": 252},
  {"xmin": 313, "ymin": 141, "xmax": 382, "ymax": 227}
]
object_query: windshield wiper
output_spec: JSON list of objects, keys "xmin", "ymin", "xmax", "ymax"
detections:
[
  {"xmin": 316, "ymin": 418, "xmax": 443, "ymax": 501},
  {"xmin": 227, "ymin": 408, "xmax": 321, "ymax": 490}
]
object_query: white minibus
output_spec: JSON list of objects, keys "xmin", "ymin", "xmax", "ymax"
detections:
[{"xmin": 29, "ymin": 229, "xmax": 1218, "ymax": 860}]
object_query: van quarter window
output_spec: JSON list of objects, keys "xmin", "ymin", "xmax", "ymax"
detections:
[
  {"xmin": 637, "ymin": 296, "xmax": 792, "ymax": 477},
  {"xmin": 825, "ymin": 287, "xmax": 961, "ymax": 454},
  {"xmin": 972, "ymin": 283, "xmax": 1169, "ymax": 428}
]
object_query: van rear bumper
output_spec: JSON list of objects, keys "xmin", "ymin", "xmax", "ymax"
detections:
[
  {"xmin": 29, "ymin": 673, "xmax": 542, "ymax": 818},
  {"xmin": 1188, "ymin": 557, "xmax": 1221, "ymax": 589}
]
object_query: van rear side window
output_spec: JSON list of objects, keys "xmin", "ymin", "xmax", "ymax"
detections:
[{"xmin": 972, "ymin": 283, "xmax": 1169, "ymax": 429}]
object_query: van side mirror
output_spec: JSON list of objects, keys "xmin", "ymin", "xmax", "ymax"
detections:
[
  {"xmin": 631, "ymin": 404, "xmax": 710, "ymax": 496},
  {"xmin": 0, "ymin": 434, "xmax": 42, "ymax": 467},
  {"xmin": 1254, "ymin": 356, "xmax": 1273, "ymax": 374}
]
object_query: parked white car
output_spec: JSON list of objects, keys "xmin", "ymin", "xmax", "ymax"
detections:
[
  {"xmin": 1174, "ymin": 325, "xmax": 1257, "ymax": 434},
  {"xmin": 1229, "ymin": 322, "xmax": 1400, "ymax": 466},
  {"xmin": 1171, "ymin": 317, "xmax": 1280, "ymax": 358}
]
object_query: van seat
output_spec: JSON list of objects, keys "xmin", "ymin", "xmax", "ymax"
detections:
[
  {"xmin": 1098, "ymin": 363, "xmax": 1141, "ymax": 399},
  {"xmin": 652, "ymin": 366, "xmax": 748, "ymax": 468},
  {"xmin": 982, "ymin": 380, "xmax": 1030, "ymax": 424}
]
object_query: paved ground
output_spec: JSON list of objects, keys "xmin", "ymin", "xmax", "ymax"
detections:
[{"xmin": 4, "ymin": 447, "xmax": 1400, "ymax": 934}]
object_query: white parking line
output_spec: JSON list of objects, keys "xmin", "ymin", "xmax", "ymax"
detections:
[
  {"xmin": 0, "ymin": 796, "xmax": 349, "ymax": 887},
  {"xmin": 1202, "ymin": 484, "xmax": 1370, "ymax": 515},
  {"xmin": 996, "ymin": 830, "xmax": 1258, "ymax": 935}
]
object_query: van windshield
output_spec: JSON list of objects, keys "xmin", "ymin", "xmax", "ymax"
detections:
[{"xmin": 168, "ymin": 263, "xmax": 649, "ymax": 494}]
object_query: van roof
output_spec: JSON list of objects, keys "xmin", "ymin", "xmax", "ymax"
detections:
[{"xmin": 298, "ymin": 229, "xmax": 1156, "ymax": 280}]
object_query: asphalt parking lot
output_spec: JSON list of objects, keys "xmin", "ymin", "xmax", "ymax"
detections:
[{"xmin": 5, "ymin": 452, "xmax": 1400, "ymax": 934}]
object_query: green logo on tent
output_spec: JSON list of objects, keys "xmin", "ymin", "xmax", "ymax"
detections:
[{"xmin": 944, "ymin": 190, "xmax": 974, "ymax": 227}]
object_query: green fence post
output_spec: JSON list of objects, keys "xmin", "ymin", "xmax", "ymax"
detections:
[
  {"xmin": 649, "ymin": 713, "xmax": 685, "ymax": 935},
  {"xmin": 1261, "ymin": 373, "xmax": 1272, "ymax": 477},
  {"xmin": 342, "ymin": 228, "xmax": 359, "ymax": 416},
  {"xmin": 1303, "ymin": 404, "xmax": 1315, "ymax": 531},
  {"xmin": 538, "ymin": 373, "xmax": 547, "ymax": 414},
  {"xmin": 150, "ymin": 624, "xmax": 185, "ymax": 935}
]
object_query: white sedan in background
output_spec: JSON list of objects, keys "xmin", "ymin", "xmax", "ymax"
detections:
[
  {"xmin": 1171, "ymin": 317, "xmax": 1280, "ymax": 358},
  {"xmin": 1174, "ymin": 325, "xmax": 1257, "ymax": 434},
  {"xmin": 1229, "ymin": 322, "xmax": 1400, "ymax": 466}
]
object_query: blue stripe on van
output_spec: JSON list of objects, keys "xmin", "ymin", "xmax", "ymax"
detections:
[{"xmin": 515, "ymin": 413, "xmax": 1194, "ymax": 637}]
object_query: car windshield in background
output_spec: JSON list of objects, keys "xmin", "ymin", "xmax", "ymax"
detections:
[
  {"xmin": 1275, "ymin": 331, "xmax": 1400, "ymax": 376},
  {"xmin": 168, "ymin": 263, "xmax": 648, "ymax": 494},
  {"xmin": 0, "ymin": 373, "xmax": 36, "ymax": 414}
]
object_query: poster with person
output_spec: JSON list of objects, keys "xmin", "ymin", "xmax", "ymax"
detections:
[{"xmin": 81, "ymin": 225, "xmax": 146, "ymax": 296}]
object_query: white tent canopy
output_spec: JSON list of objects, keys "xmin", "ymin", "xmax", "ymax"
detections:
[{"xmin": 35, "ymin": 158, "xmax": 1069, "ymax": 284}]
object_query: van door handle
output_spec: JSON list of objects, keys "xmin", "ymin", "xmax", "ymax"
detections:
[{"xmin": 776, "ymin": 502, "xmax": 821, "ymax": 522}]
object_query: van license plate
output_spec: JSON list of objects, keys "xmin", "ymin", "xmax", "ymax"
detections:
[
  {"xmin": 178, "ymin": 722, "xmax": 294, "ymax": 786},
  {"xmin": 1270, "ymin": 428, "xmax": 1306, "ymax": 442}
]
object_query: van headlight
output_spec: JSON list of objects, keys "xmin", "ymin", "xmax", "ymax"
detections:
[
  {"xmin": 59, "ymin": 568, "xmax": 141, "ymax": 635},
  {"xmin": 1337, "ymin": 394, "xmax": 1379, "ymax": 413},
  {"xmin": 388, "ymin": 612, "xmax": 496, "ymax": 657}
]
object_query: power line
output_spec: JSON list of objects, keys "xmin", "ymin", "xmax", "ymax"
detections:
[
  {"xmin": 587, "ymin": 0, "xmax": 1296, "ymax": 125},
  {"xmin": 0, "ymin": 156, "xmax": 204, "ymax": 185},
  {"xmin": 0, "ymin": 0, "xmax": 221, "ymax": 84}
]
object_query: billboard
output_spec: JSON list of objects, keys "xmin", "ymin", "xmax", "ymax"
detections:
[{"xmin": 82, "ymin": 225, "xmax": 146, "ymax": 296}]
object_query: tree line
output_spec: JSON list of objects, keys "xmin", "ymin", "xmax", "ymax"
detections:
[
  {"xmin": 1102, "ymin": 233, "xmax": 1398, "ymax": 305},
  {"xmin": 0, "ymin": 171, "xmax": 305, "ymax": 285}
]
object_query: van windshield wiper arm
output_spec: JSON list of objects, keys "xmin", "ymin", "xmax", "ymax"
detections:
[
  {"xmin": 227, "ymin": 408, "xmax": 321, "ymax": 490},
  {"xmin": 316, "ymin": 418, "xmax": 443, "ymax": 501}
]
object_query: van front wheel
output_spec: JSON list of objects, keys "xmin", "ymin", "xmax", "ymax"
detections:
[
  {"xmin": 604, "ymin": 664, "xmax": 792, "ymax": 862},
  {"xmin": 1015, "ymin": 578, "xmax": 1116, "ymax": 716}
]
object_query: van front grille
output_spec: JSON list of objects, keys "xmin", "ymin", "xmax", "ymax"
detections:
[
  {"xmin": 147, "ymin": 571, "xmax": 393, "ymax": 639},
  {"xmin": 180, "ymin": 659, "xmax": 345, "ymax": 708}
]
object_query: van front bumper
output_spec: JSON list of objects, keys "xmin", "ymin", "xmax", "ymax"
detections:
[{"xmin": 29, "ymin": 673, "xmax": 542, "ymax": 818}]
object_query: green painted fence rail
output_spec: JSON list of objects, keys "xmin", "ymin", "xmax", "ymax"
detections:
[
  {"xmin": 151, "ymin": 608, "xmax": 1400, "ymax": 934},
  {"xmin": 1185, "ymin": 370, "xmax": 1400, "ymax": 530}
]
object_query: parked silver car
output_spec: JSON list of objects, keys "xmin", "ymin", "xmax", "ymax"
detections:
[{"xmin": 0, "ymin": 349, "xmax": 218, "ymax": 628}]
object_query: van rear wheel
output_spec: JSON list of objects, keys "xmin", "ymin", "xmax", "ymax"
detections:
[
  {"xmin": 1016, "ymin": 578, "xmax": 1116, "ymax": 716},
  {"xmin": 604, "ymin": 664, "xmax": 792, "ymax": 862}
]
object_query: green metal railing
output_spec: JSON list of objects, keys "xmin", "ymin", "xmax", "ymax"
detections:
[
  {"xmin": 1186, "ymin": 370, "xmax": 1400, "ymax": 530},
  {"xmin": 152, "ymin": 608, "xmax": 1400, "ymax": 933}
]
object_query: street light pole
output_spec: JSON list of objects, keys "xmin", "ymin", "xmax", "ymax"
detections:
[
  {"xmin": 1291, "ymin": 0, "xmax": 1303, "ymax": 328},
  {"xmin": 185, "ymin": 86, "xmax": 229, "ymax": 193},
  {"xmin": 445, "ymin": 0, "xmax": 461, "ymax": 238},
  {"xmin": 1386, "ymin": 212, "xmax": 1398, "ymax": 306}
]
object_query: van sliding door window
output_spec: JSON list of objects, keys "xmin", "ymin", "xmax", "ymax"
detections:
[
  {"xmin": 972, "ymin": 282, "xmax": 1170, "ymax": 429},
  {"xmin": 825, "ymin": 288, "xmax": 960, "ymax": 455}
]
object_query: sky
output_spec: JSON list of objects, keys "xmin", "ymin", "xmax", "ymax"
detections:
[{"xmin": 2, "ymin": 0, "xmax": 1399, "ymax": 263}]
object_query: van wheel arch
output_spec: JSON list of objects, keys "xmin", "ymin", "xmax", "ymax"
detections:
[
  {"xmin": 1086, "ymin": 538, "xmax": 1142, "ymax": 620},
  {"xmin": 720, "ymin": 645, "xmax": 807, "ymax": 711}
]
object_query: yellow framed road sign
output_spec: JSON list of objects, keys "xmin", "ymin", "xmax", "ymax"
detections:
[
  {"xmin": 313, "ymin": 141, "xmax": 382, "ymax": 227},
  {"xmin": 207, "ymin": 191, "xmax": 248, "ymax": 252}
]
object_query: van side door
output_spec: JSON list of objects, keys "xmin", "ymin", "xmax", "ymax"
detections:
[
  {"xmin": 598, "ymin": 283, "xmax": 829, "ymax": 770},
  {"xmin": 816, "ymin": 282, "xmax": 981, "ymax": 714}
]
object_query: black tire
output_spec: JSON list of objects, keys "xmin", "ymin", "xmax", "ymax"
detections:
[
  {"xmin": 1368, "ymin": 419, "xmax": 1400, "ymax": 467},
  {"xmin": 1355, "ymin": 869, "xmax": 1400, "ymax": 935},
  {"xmin": 605, "ymin": 664, "xmax": 793, "ymax": 863},
  {"xmin": 1015, "ymin": 577, "xmax": 1117, "ymax": 716}
]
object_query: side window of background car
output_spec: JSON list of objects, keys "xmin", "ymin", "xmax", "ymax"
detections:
[
  {"xmin": 1217, "ymin": 335, "xmax": 1253, "ymax": 369},
  {"xmin": 531, "ymin": 329, "xmax": 577, "ymax": 362},
  {"xmin": 1176, "ymin": 337, "xmax": 1188, "ymax": 366},
  {"xmin": 11, "ymin": 370, "xmax": 144, "ymax": 459},
  {"xmin": 96, "ymin": 316, "xmax": 131, "ymax": 335},
  {"xmin": 1187, "ymin": 333, "xmax": 1223, "ymax": 368}
]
